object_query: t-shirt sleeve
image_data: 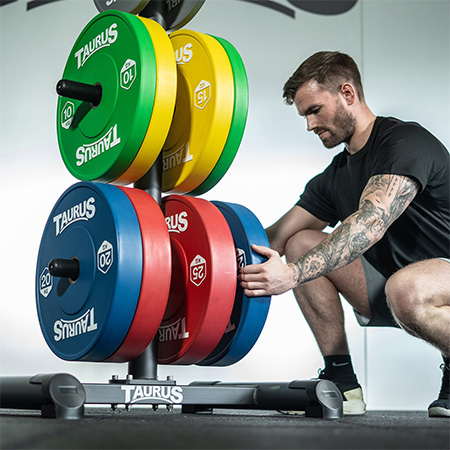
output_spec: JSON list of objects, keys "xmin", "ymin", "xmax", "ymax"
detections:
[
  {"xmin": 370, "ymin": 122, "xmax": 443, "ymax": 192},
  {"xmin": 296, "ymin": 168, "xmax": 340, "ymax": 227}
]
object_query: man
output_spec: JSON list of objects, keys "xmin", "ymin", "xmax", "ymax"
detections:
[{"xmin": 239, "ymin": 51, "xmax": 450, "ymax": 416}]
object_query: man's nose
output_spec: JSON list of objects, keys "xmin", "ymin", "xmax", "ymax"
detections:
[{"xmin": 306, "ymin": 116, "xmax": 317, "ymax": 132}]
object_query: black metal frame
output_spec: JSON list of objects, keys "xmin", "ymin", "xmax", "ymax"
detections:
[{"xmin": 0, "ymin": 374, "xmax": 343, "ymax": 419}]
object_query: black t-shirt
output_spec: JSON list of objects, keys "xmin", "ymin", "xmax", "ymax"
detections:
[{"xmin": 296, "ymin": 116, "xmax": 450, "ymax": 278}]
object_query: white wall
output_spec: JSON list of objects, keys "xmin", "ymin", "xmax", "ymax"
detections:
[{"xmin": 1, "ymin": 0, "xmax": 448, "ymax": 410}]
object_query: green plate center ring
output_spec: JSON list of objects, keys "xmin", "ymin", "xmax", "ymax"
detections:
[
  {"xmin": 78, "ymin": 53, "xmax": 118, "ymax": 138},
  {"xmin": 57, "ymin": 11, "xmax": 157, "ymax": 182}
]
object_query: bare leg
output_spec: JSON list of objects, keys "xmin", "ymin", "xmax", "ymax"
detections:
[
  {"xmin": 385, "ymin": 259, "xmax": 450, "ymax": 357},
  {"xmin": 284, "ymin": 230, "xmax": 369, "ymax": 414},
  {"xmin": 284, "ymin": 230, "xmax": 371, "ymax": 356}
]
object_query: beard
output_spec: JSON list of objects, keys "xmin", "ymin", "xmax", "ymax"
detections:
[{"xmin": 316, "ymin": 102, "xmax": 356, "ymax": 149}]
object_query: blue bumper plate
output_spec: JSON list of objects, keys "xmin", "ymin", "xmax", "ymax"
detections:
[
  {"xmin": 36, "ymin": 182, "xmax": 142, "ymax": 361},
  {"xmin": 198, "ymin": 201, "xmax": 271, "ymax": 366}
]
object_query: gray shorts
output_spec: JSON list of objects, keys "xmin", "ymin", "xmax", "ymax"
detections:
[{"xmin": 354, "ymin": 256, "xmax": 450, "ymax": 327}]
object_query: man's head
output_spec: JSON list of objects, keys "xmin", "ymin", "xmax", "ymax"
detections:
[
  {"xmin": 283, "ymin": 51, "xmax": 365, "ymax": 105},
  {"xmin": 284, "ymin": 52, "xmax": 365, "ymax": 149}
]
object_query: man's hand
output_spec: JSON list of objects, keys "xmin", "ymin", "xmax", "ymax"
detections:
[{"xmin": 239, "ymin": 245, "xmax": 296, "ymax": 297}]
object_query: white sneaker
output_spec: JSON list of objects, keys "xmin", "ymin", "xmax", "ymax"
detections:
[
  {"xmin": 342, "ymin": 387, "xmax": 366, "ymax": 415},
  {"xmin": 278, "ymin": 386, "xmax": 366, "ymax": 416}
]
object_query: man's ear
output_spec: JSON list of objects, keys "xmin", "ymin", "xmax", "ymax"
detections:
[{"xmin": 340, "ymin": 83, "xmax": 357, "ymax": 106}]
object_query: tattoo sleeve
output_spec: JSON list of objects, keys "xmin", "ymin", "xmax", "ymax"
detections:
[{"xmin": 289, "ymin": 174, "xmax": 420, "ymax": 286}]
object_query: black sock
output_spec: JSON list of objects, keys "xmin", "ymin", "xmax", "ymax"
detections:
[
  {"xmin": 438, "ymin": 355, "xmax": 450, "ymax": 399},
  {"xmin": 320, "ymin": 355, "xmax": 359, "ymax": 389}
]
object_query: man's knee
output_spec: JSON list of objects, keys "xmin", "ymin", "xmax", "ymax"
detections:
[
  {"xmin": 284, "ymin": 229, "xmax": 327, "ymax": 264},
  {"xmin": 385, "ymin": 264, "xmax": 426, "ymax": 326}
]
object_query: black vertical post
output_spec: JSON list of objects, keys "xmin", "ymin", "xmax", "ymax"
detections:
[
  {"xmin": 128, "ymin": 5, "xmax": 168, "ymax": 380},
  {"xmin": 127, "ymin": 339, "xmax": 159, "ymax": 380},
  {"xmin": 134, "ymin": 154, "xmax": 163, "ymax": 206}
]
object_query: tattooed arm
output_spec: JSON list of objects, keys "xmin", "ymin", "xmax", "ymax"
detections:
[
  {"xmin": 288, "ymin": 174, "xmax": 419, "ymax": 286},
  {"xmin": 240, "ymin": 174, "xmax": 419, "ymax": 296}
]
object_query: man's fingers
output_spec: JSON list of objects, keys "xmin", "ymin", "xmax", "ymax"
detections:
[
  {"xmin": 238, "ymin": 245, "xmax": 295, "ymax": 297},
  {"xmin": 240, "ymin": 263, "xmax": 266, "ymax": 276},
  {"xmin": 239, "ymin": 272, "xmax": 270, "ymax": 296},
  {"xmin": 251, "ymin": 244, "xmax": 279, "ymax": 259},
  {"xmin": 240, "ymin": 245, "xmax": 278, "ymax": 276},
  {"xmin": 243, "ymin": 288, "xmax": 267, "ymax": 298}
]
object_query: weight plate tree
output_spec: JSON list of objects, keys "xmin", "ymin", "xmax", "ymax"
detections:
[
  {"xmin": 198, "ymin": 201, "xmax": 271, "ymax": 366},
  {"xmin": 36, "ymin": 182, "xmax": 143, "ymax": 361},
  {"xmin": 57, "ymin": 11, "xmax": 159, "ymax": 183},
  {"xmin": 158, "ymin": 195, "xmax": 237, "ymax": 364},
  {"xmin": 0, "ymin": 6, "xmax": 345, "ymax": 421}
]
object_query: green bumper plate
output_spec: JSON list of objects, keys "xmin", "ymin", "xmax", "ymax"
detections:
[{"xmin": 57, "ymin": 11, "xmax": 157, "ymax": 182}]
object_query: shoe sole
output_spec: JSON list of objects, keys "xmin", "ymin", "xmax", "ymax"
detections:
[
  {"xmin": 428, "ymin": 406, "xmax": 450, "ymax": 417},
  {"xmin": 278, "ymin": 399, "xmax": 366, "ymax": 417},
  {"xmin": 343, "ymin": 403, "xmax": 366, "ymax": 415}
]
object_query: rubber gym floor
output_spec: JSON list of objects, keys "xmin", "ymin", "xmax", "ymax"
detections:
[{"xmin": 1, "ymin": 407, "xmax": 448, "ymax": 450}]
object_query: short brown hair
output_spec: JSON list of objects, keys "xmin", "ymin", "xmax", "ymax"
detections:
[{"xmin": 283, "ymin": 51, "xmax": 365, "ymax": 105}]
